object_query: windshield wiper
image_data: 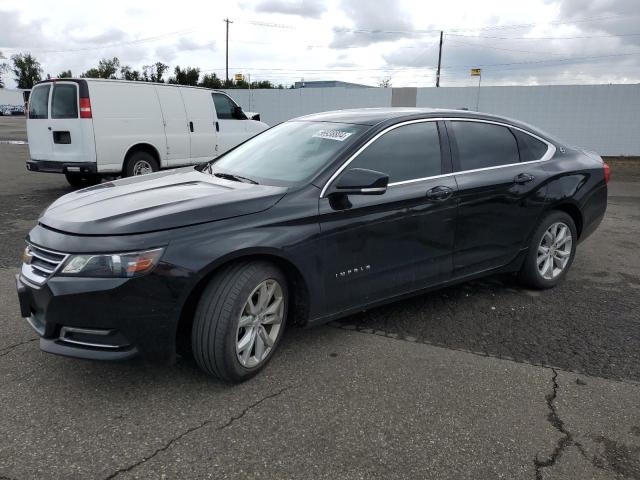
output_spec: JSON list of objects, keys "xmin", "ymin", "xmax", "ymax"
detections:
[{"xmin": 213, "ymin": 172, "xmax": 259, "ymax": 185}]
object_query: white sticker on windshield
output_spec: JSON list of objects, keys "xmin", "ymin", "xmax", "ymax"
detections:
[{"xmin": 312, "ymin": 129, "xmax": 353, "ymax": 141}]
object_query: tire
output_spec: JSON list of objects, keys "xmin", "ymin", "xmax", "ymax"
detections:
[
  {"xmin": 65, "ymin": 172, "xmax": 102, "ymax": 188},
  {"xmin": 518, "ymin": 210, "xmax": 577, "ymax": 289},
  {"xmin": 124, "ymin": 150, "xmax": 159, "ymax": 177},
  {"xmin": 191, "ymin": 261, "xmax": 288, "ymax": 383}
]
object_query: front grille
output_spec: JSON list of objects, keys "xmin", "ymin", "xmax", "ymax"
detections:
[{"xmin": 21, "ymin": 243, "xmax": 68, "ymax": 286}]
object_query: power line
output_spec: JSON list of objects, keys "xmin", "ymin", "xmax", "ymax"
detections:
[{"xmin": 446, "ymin": 32, "xmax": 640, "ymax": 40}]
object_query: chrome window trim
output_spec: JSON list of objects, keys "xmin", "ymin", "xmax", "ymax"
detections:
[{"xmin": 320, "ymin": 117, "xmax": 556, "ymax": 198}]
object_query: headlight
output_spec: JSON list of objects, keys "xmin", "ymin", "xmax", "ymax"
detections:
[{"xmin": 59, "ymin": 248, "xmax": 164, "ymax": 278}]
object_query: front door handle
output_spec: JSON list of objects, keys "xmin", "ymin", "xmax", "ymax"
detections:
[
  {"xmin": 426, "ymin": 185, "xmax": 453, "ymax": 201},
  {"xmin": 215, "ymin": 121, "xmax": 219, "ymax": 132},
  {"xmin": 514, "ymin": 173, "xmax": 535, "ymax": 184},
  {"xmin": 189, "ymin": 121, "xmax": 194, "ymax": 132}
]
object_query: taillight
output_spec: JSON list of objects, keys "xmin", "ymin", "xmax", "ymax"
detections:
[
  {"xmin": 603, "ymin": 162, "xmax": 611, "ymax": 184},
  {"xmin": 79, "ymin": 97, "xmax": 92, "ymax": 118}
]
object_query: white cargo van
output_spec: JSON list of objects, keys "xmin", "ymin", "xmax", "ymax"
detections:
[{"xmin": 26, "ymin": 79, "xmax": 268, "ymax": 187}]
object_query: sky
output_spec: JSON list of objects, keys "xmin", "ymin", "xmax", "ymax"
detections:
[{"xmin": 0, "ymin": 0, "xmax": 639, "ymax": 89}]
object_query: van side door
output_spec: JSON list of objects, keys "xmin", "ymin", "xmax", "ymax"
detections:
[
  {"xmin": 156, "ymin": 86, "xmax": 190, "ymax": 167},
  {"xmin": 211, "ymin": 92, "xmax": 250, "ymax": 154},
  {"xmin": 180, "ymin": 87, "xmax": 218, "ymax": 163}
]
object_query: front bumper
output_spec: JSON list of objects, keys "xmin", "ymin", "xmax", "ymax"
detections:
[
  {"xmin": 15, "ymin": 269, "xmax": 183, "ymax": 364},
  {"xmin": 26, "ymin": 160, "xmax": 98, "ymax": 175}
]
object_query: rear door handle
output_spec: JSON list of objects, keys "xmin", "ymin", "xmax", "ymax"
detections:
[
  {"xmin": 426, "ymin": 185, "xmax": 453, "ymax": 201},
  {"xmin": 189, "ymin": 121, "xmax": 194, "ymax": 132},
  {"xmin": 514, "ymin": 173, "xmax": 535, "ymax": 184}
]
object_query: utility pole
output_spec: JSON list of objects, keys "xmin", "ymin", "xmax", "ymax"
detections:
[
  {"xmin": 436, "ymin": 30, "xmax": 443, "ymax": 87},
  {"xmin": 224, "ymin": 18, "xmax": 233, "ymax": 84}
]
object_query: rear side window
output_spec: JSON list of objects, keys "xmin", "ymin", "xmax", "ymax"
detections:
[
  {"xmin": 51, "ymin": 84, "xmax": 78, "ymax": 119},
  {"xmin": 348, "ymin": 122, "xmax": 441, "ymax": 183},
  {"xmin": 451, "ymin": 121, "xmax": 519, "ymax": 171},
  {"xmin": 513, "ymin": 129, "xmax": 549, "ymax": 162},
  {"xmin": 212, "ymin": 93, "xmax": 237, "ymax": 120},
  {"xmin": 28, "ymin": 85, "xmax": 50, "ymax": 119}
]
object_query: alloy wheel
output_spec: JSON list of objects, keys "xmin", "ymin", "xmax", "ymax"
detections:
[
  {"xmin": 537, "ymin": 222, "xmax": 573, "ymax": 280},
  {"xmin": 132, "ymin": 160, "xmax": 153, "ymax": 175},
  {"xmin": 235, "ymin": 279, "xmax": 284, "ymax": 368}
]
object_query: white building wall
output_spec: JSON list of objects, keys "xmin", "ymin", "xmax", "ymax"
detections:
[
  {"xmin": 0, "ymin": 89, "xmax": 24, "ymax": 105},
  {"xmin": 224, "ymin": 84, "xmax": 640, "ymax": 156}
]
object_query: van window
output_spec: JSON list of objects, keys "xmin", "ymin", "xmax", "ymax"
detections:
[
  {"xmin": 52, "ymin": 84, "xmax": 78, "ymax": 119},
  {"xmin": 451, "ymin": 121, "xmax": 519, "ymax": 171},
  {"xmin": 212, "ymin": 93, "xmax": 238, "ymax": 120},
  {"xmin": 29, "ymin": 84, "xmax": 50, "ymax": 119},
  {"xmin": 348, "ymin": 122, "xmax": 442, "ymax": 183}
]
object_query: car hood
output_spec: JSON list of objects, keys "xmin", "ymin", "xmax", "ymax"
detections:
[{"xmin": 39, "ymin": 168, "xmax": 288, "ymax": 235}]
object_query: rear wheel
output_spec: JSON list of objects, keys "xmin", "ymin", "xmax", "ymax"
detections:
[
  {"xmin": 191, "ymin": 261, "xmax": 288, "ymax": 383},
  {"xmin": 64, "ymin": 172, "xmax": 101, "ymax": 188},
  {"xmin": 124, "ymin": 151, "xmax": 159, "ymax": 177},
  {"xmin": 518, "ymin": 210, "xmax": 577, "ymax": 289}
]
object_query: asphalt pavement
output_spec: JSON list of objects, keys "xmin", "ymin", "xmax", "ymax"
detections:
[{"xmin": 0, "ymin": 116, "xmax": 639, "ymax": 479}]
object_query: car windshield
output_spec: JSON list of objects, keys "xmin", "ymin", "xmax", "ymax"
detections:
[{"xmin": 210, "ymin": 121, "xmax": 368, "ymax": 185}]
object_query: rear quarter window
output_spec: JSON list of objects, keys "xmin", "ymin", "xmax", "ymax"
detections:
[
  {"xmin": 513, "ymin": 129, "xmax": 549, "ymax": 162},
  {"xmin": 28, "ymin": 85, "xmax": 50, "ymax": 119}
]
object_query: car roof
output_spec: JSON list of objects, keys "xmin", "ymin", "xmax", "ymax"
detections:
[{"xmin": 293, "ymin": 107, "xmax": 557, "ymax": 141}]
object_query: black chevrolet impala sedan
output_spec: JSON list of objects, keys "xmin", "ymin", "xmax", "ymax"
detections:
[{"xmin": 16, "ymin": 108, "xmax": 608, "ymax": 382}]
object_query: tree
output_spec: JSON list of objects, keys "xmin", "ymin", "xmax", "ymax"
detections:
[
  {"xmin": 168, "ymin": 66, "xmax": 200, "ymax": 86},
  {"xmin": 142, "ymin": 62, "xmax": 168, "ymax": 83},
  {"xmin": 11, "ymin": 53, "xmax": 43, "ymax": 89},
  {"xmin": 57, "ymin": 70, "xmax": 72, "ymax": 78},
  {"xmin": 81, "ymin": 57, "xmax": 120, "ymax": 79},
  {"xmin": 120, "ymin": 65, "xmax": 141, "ymax": 81},
  {"xmin": 378, "ymin": 77, "xmax": 392, "ymax": 88},
  {"xmin": 199, "ymin": 72, "xmax": 223, "ymax": 89}
]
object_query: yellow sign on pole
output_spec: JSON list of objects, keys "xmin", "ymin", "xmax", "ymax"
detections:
[
  {"xmin": 234, "ymin": 73, "xmax": 244, "ymax": 82},
  {"xmin": 470, "ymin": 68, "xmax": 481, "ymax": 76}
]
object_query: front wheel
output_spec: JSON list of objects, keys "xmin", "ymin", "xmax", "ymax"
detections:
[
  {"xmin": 191, "ymin": 261, "xmax": 288, "ymax": 383},
  {"xmin": 518, "ymin": 210, "xmax": 577, "ymax": 289}
]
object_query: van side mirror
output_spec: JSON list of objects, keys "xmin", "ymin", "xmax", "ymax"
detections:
[
  {"xmin": 330, "ymin": 168, "xmax": 389, "ymax": 196},
  {"xmin": 232, "ymin": 105, "xmax": 247, "ymax": 120}
]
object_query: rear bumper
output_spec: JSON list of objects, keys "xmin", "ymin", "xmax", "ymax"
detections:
[{"xmin": 26, "ymin": 160, "xmax": 98, "ymax": 175}]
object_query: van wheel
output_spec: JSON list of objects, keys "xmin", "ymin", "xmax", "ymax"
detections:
[
  {"xmin": 191, "ymin": 261, "xmax": 288, "ymax": 383},
  {"xmin": 64, "ymin": 173, "xmax": 101, "ymax": 188},
  {"xmin": 518, "ymin": 210, "xmax": 577, "ymax": 289},
  {"xmin": 124, "ymin": 151, "xmax": 159, "ymax": 177}
]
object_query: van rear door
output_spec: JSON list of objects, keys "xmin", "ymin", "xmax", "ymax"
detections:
[
  {"xmin": 49, "ymin": 81, "xmax": 95, "ymax": 163},
  {"xmin": 180, "ymin": 87, "xmax": 218, "ymax": 163},
  {"xmin": 155, "ymin": 86, "xmax": 190, "ymax": 166},
  {"xmin": 26, "ymin": 83, "xmax": 53, "ymax": 161}
]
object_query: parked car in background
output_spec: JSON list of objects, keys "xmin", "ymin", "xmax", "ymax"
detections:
[
  {"xmin": 25, "ymin": 79, "xmax": 268, "ymax": 187},
  {"xmin": 15, "ymin": 108, "xmax": 608, "ymax": 382}
]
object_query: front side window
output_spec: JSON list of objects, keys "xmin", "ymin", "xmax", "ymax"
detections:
[
  {"xmin": 52, "ymin": 84, "xmax": 78, "ymax": 119},
  {"xmin": 451, "ymin": 121, "xmax": 519, "ymax": 171},
  {"xmin": 28, "ymin": 84, "xmax": 50, "ymax": 119},
  {"xmin": 348, "ymin": 121, "xmax": 441, "ymax": 183},
  {"xmin": 212, "ymin": 121, "xmax": 367, "ymax": 184},
  {"xmin": 212, "ymin": 93, "xmax": 238, "ymax": 120}
]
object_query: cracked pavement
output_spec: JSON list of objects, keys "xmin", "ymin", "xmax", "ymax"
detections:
[{"xmin": 1, "ymin": 117, "xmax": 639, "ymax": 479}]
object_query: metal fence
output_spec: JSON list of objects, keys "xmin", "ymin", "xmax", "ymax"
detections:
[{"xmin": 223, "ymin": 84, "xmax": 640, "ymax": 156}]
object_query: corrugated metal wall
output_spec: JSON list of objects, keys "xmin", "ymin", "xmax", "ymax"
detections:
[{"xmin": 223, "ymin": 84, "xmax": 640, "ymax": 156}]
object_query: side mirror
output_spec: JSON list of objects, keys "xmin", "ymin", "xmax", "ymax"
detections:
[
  {"xmin": 232, "ymin": 105, "xmax": 247, "ymax": 120},
  {"xmin": 330, "ymin": 168, "xmax": 389, "ymax": 196}
]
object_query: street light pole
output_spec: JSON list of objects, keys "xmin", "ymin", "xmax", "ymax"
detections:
[{"xmin": 224, "ymin": 18, "xmax": 233, "ymax": 84}]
